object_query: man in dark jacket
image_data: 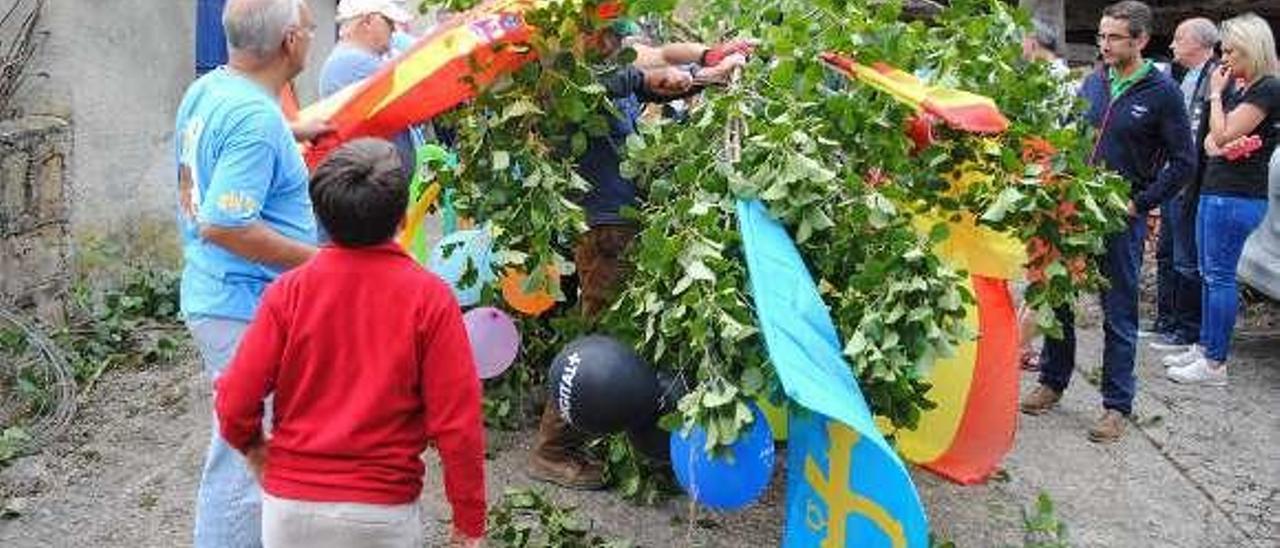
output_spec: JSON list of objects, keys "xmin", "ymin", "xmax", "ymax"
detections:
[
  {"xmin": 1020, "ymin": 1, "xmax": 1195, "ymax": 443},
  {"xmin": 1149, "ymin": 17, "xmax": 1219, "ymax": 353}
]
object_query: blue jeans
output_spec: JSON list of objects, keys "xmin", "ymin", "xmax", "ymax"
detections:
[
  {"xmin": 188, "ymin": 316, "xmax": 261, "ymax": 548},
  {"xmin": 1157, "ymin": 192, "xmax": 1203, "ymax": 342},
  {"xmin": 1041, "ymin": 214, "xmax": 1146, "ymax": 415},
  {"xmin": 1197, "ymin": 195, "xmax": 1267, "ymax": 362}
]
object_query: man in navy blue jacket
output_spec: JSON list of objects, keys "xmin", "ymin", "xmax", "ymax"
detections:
[
  {"xmin": 1020, "ymin": 1, "xmax": 1195, "ymax": 443},
  {"xmin": 529, "ymin": 20, "xmax": 748, "ymax": 489}
]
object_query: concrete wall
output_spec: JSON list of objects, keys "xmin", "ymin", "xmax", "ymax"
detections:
[{"xmin": 10, "ymin": 0, "xmax": 336, "ymax": 258}]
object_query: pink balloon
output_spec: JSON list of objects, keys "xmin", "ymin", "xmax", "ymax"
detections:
[{"xmin": 462, "ymin": 307, "xmax": 520, "ymax": 379}]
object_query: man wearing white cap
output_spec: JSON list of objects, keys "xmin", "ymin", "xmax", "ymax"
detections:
[
  {"xmin": 320, "ymin": 0, "xmax": 418, "ymax": 175},
  {"xmin": 320, "ymin": 0, "xmax": 413, "ymax": 94}
]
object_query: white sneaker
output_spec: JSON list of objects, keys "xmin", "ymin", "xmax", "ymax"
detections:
[
  {"xmin": 1149, "ymin": 334, "xmax": 1192, "ymax": 352},
  {"xmin": 1166, "ymin": 357, "xmax": 1228, "ymax": 387},
  {"xmin": 1161, "ymin": 344, "xmax": 1202, "ymax": 368}
]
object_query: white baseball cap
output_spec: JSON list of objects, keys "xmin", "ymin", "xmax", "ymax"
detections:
[{"xmin": 337, "ymin": 0, "xmax": 414, "ymax": 24}]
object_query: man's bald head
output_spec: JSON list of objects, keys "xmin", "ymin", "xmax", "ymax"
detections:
[{"xmin": 223, "ymin": 0, "xmax": 304, "ymax": 58}]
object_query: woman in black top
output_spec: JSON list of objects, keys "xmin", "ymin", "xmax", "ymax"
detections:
[{"xmin": 1167, "ymin": 13, "xmax": 1280, "ymax": 386}]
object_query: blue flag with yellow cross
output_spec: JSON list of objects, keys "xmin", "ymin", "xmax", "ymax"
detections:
[{"xmin": 736, "ymin": 199, "xmax": 928, "ymax": 547}]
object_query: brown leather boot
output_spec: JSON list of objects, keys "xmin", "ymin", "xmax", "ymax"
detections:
[
  {"xmin": 528, "ymin": 403, "xmax": 605, "ymax": 490},
  {"xmin": 1087, "ymin": 409, "xmax": 1127, "ymax": 443},
  {"xmin": 1019, "ymin": 384, "xmax": 1062, "ymax": 416}
]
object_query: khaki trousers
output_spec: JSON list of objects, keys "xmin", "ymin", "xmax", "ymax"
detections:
[
  {"xmin": 261, "ymin": 493, "xmax": 422, "ymax": 548},
  {"xmin": 535, "ymin": 223, "xmax": 638, "ymax": 457}
]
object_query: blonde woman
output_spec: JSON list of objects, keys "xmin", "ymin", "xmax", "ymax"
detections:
[{"xmin": 1166, "ymin": 13, "xmax": 1280, "ymax": 386}]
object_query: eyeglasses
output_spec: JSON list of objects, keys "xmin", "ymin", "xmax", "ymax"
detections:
[
  {"xmin": 1221, "ymin": 46, "xmax": 1236, "ymax": 56},
  {"xmin": 288, "ymin": 22, "xmax": 317, "ymax": 39},
  {"xmin": 1096, "ymin": 33, "xmax": 1133, "ymax": 44}
]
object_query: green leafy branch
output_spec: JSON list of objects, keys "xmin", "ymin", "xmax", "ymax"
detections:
[{"xmin": 487, "ymin": 488, "xmax": 631, "ymax": 547}]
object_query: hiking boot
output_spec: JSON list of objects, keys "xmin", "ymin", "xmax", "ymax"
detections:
[
  {"xmin": 528, "ymin": 403, "xmax": 605, "ymax": 490},
  {"xmin": 1087, "ymin": 409, "xmax": 1127, "ymax": 443},
  {"xmin": 1161, "ymin": 344, "xmax": 1203, "ymax": 368},
  {"xmin": 528, "ymin": 451, "xmax": 606, "ymax": 490},
  {"xmin": 1019, "ymin": 385, "xmax": 1061, "ymax": 416},
  {"xmin": 1167, "ymin": 357, "xmax": 1228, "ymax": 387}
]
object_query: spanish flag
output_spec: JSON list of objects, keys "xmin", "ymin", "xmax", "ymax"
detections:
[
  {"xmin": 892, "ymin": 214, "xmax": 1024, "ymax": 485},
  {"xmin": 298, "ymin": 0, "xmax": 546, "ymax": 167},
  {"xmin": 818, "ymin": 53, "xmax": 1009, "ymax": 134},
  {"xmin": 822, "ymin": 55, "xmax": 1022, "ymax": 484}
]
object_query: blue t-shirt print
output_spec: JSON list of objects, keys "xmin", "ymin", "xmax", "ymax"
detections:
[{"xmin": 175, "ymin": 68, "xmax": 318, "ymax": 321}]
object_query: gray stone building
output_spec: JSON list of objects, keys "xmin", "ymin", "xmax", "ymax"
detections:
[{"xmin": 1, "ymin": 0, "xmax": 336, "ymax": 317}]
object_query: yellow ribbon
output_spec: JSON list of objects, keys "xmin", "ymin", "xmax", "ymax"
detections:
[{"xmin": 396, "ymin": 181, "xmax": 441, "ymax": 250}]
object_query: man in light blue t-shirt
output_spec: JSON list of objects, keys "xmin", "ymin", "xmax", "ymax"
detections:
[
  {"xmin": 319, "ymin": 0, "xmax": 416, "ymax": 169},
  {"xmin": 174, "ymin": 1, "xmax": 328, "ymax": 546}
]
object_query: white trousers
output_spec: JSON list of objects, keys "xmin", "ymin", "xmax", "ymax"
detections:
[{"xmin": 261, "ymin": 493, "xmax": 422, "ymax": 548}]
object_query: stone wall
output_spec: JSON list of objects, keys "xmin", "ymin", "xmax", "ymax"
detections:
[{"xmin": 0, "ymin": 115, "xmax": 71, "ymax": 322}]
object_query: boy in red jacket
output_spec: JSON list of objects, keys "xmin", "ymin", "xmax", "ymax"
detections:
[{"xmin": 215, "ymin": 138, "xmax": 486, "ymax": 547}]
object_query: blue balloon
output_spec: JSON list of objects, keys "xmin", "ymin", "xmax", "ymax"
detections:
[
  {"xmin": 669, "ymin": 401, "xmax": 776, "ymax": 511},
  {"xmin": 428, "ymin": 227, "xmax": 495, "ymax": 306}
]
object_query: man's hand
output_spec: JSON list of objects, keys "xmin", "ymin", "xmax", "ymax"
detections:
[
  {"xmin": 290, "ymin": 118, "xmax": 335, "ymax": 143},
  {"xmin": 449, "ymin": 527, "xmax": 484, "ymax": 548},
  {"xmin": 693, "ymin": 53, "xmax": 748, "ymax": 86},
  {"xmin": 1127, "ymin": 200, "xmax": 1137, "ymax": 218},
  {"xmin": 644, "ymin": 66, "xmax": 694, "ymax": 97},
  {"xmin": 703, "ymin": 38, "xmax": 759, "ymax": 67},
  {"xmin": 245, "ymin": 442, "xmax": 267, "ymax": 483}
]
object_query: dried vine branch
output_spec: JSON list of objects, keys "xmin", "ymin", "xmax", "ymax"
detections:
[{"xmin": 0, "ymin": 0, "xmax": 45, "ymax": 119}]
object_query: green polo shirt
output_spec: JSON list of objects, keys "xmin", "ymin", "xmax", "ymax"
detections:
[{"xmin": 1108, "ymin": 59, "xmax": 1154, "ymax": 98}]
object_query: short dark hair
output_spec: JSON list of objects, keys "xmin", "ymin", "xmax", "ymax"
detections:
[
  {"xmin": 310, "ymin": 138, "xmax": 409, "ymax": 247},
  {"xmin": 1103, "ymin": 1, "xmax": 1153, "ymax": 38}
]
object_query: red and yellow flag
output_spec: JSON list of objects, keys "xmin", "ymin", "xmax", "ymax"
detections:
[
  {"xmin": 819, "ymin": 52, "xmax": 1009, "ymax": 134},
  {"xmin": 299, "ymin": 0, "xmax": 547, "ymax": 167},
  {"xmin": 883, "ymin": 214, "xmax": 1024, "ymax": 484},
  {"xmin": 822, "ymin": 56, "xmax": 1020, "ymax": 483}
]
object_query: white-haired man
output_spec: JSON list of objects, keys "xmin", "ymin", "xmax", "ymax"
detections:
[
  {"xmin": 1148, "ymin": 17, "xmax": 1219, "ymax": 355},
  {"xmin": 175, "ymin": 1, "xmax": 322, "ymax": 546}
]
